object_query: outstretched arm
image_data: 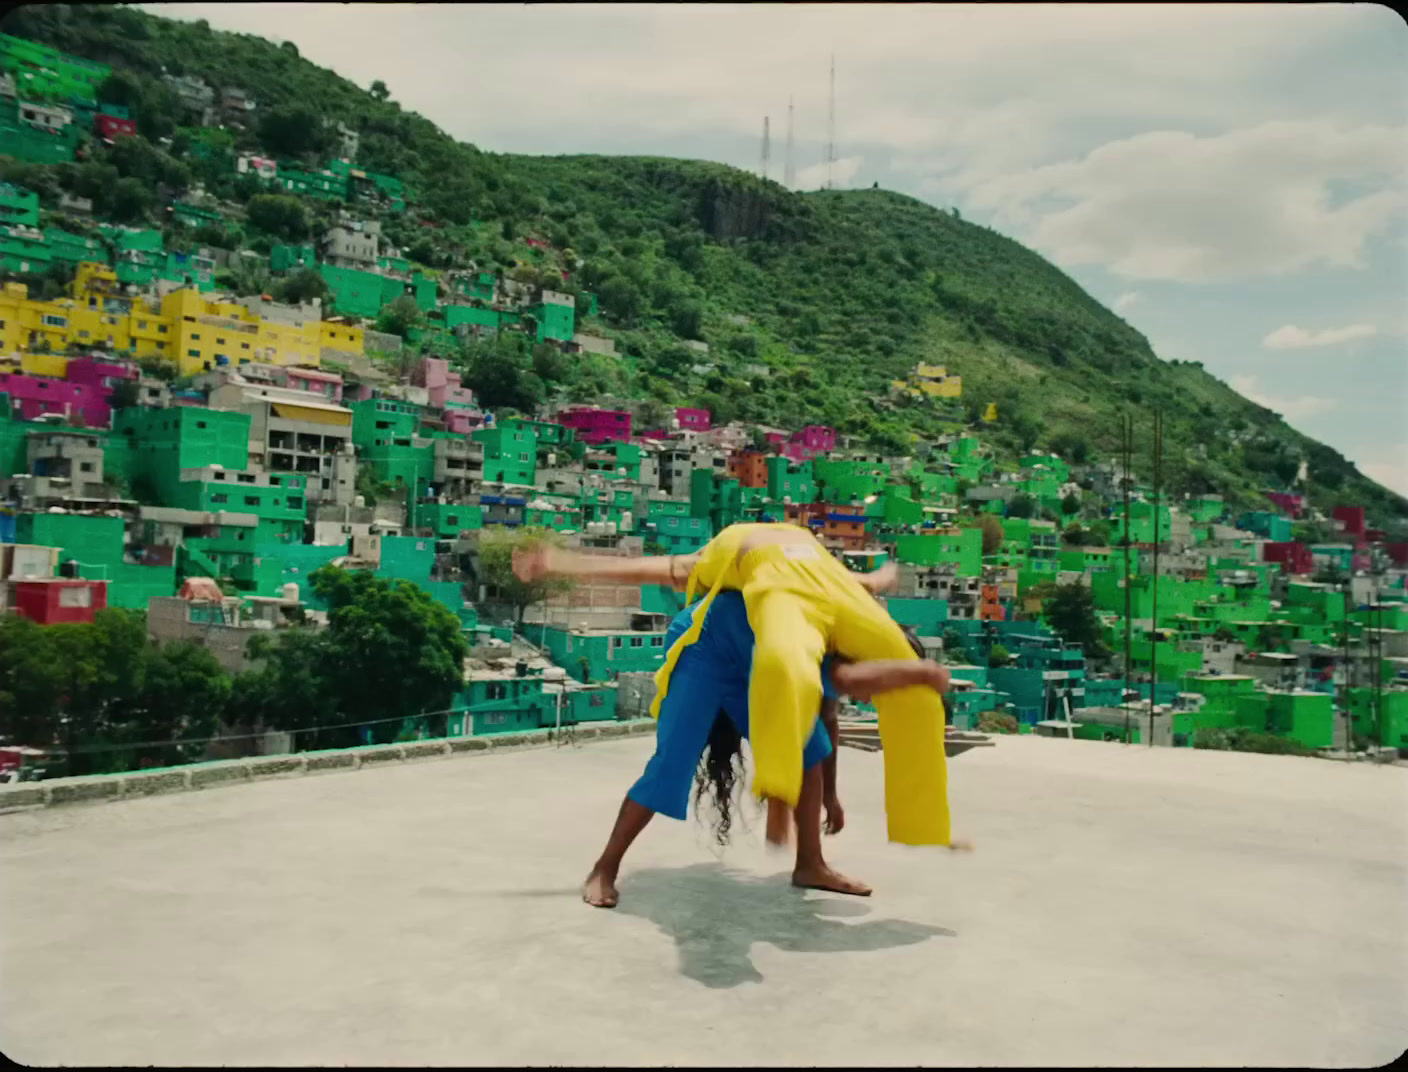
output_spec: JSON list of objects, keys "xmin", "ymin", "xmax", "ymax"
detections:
[
  {"xmin": 831, "ymin": 659, "xmax": 950, "ymax": 704},
  {"xmin": 512, "ymin": 543, "xmax": 701, "ymax": 591}
]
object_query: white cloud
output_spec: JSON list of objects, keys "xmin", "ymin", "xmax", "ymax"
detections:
[
  {"xmin": 965, "ymin": 121, "xmax": 1408, "ymax": 283},
  {"xmin": 1229, "ymin": 374, "xmax": 1337, "ymax": 421},
  {"xmin": 792, "ymin": 155, "xmax": 863, "ymax": 191},
  {"xmin": 1114, "ymin": 291, "xmax": 1141, "ymax": 313},
  {"xmin": 1262, "ymin": 323, "xmax": 1378, "ymax": 349},
  {"xmin": 1357, "ymin": 449, "xmax": 1408, "ymax": 498}
]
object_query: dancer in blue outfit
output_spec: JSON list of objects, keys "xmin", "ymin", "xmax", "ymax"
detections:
[{"xmin": 581, "ymin": 589, "xmax": 950, "ymax": 908}]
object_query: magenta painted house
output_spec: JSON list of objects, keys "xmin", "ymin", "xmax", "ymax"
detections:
[
  {"xmin": 675, "ymin": 406, "xmax": 711, "ymax": 432},
  {"xmin": 64, "ymin": 357, "xmax": 139, "ymax": 391},
  {"xmin": 557, "ymin": 407, "xmax": 632, "ymax": 445},
  {"xmin": 0, "ymin": 372, "xmax": 111, "ymax": 427},
  {"xmin": 1265, "ymin": 491, "xmax": 1303, "ymax": 518},
  {"xmin": 793, "ymin": 425, "xmax": 835, "ymax": 452},
  {"xmin": 1332, "ymin": 505, "xmax": 1365, "ymax": 538}
]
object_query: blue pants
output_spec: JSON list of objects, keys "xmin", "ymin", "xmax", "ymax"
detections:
[{"xmin": 629, "ymin": 591, "xmax": 835, "ymax": 821}]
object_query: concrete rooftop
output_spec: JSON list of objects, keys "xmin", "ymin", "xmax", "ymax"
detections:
[{"xmin": 2, "ymin": 735, "xmax": 1406, "ymax": 1067}]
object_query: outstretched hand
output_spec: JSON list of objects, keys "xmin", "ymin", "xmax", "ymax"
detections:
[
  {"xmin": 861, "ymin": 561, "xmax": 900, "ymax": 593},
  {"xmin": 824, "ymin": 794, "xmax": 845, "ymax": 836}
]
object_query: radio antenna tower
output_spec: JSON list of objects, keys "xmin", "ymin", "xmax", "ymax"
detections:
[
  {"xmin": 761, "ymin": 115, "xmax": 771, "ymax": 181},
  {"xmin": 825, "ymin": 54, "xmax": 836, "ymax": 190},
  {"xmin": 784, "ymin": 96, "xmax": 795, "ymax": 189}
]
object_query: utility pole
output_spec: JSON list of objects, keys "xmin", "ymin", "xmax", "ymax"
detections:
[
  {"xmin": 784, "ymin": 96, "xmax": 796, "ymax": 190},
  {"xmin": 761, "ymin": 115, "xmax": 770, "ymax": 181},
  {"xmin": 825, "ymin": 54, "xmax": 836, "ymax": 190},
  {"xmin": 1121, "ymin": 411, "xmax": 1134, "ymax": 745},
  {"xmin": 1149, "ymin": 407, "xmax": 1162, "ymax": 745}
]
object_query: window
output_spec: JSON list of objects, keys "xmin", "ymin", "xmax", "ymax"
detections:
[
  {"xmin": 137, "ymin": 320, "xmax": 147, "ymax": 329},
  {"xmin": 244, "ymin": 496, "xmax": 259, "ymax": 506},
  {"xmin": 611, "ymin": 637, "xmax": 622, "ymax": 649},
  {"xmin": 187, "ymin": 349, "xmax": 199, "ymax": 358},
  {"xmin": 650, "ymin": 636, "xmax": 663, "ymax": 647},
  {"xmin": 159, "ymin": 325, "xmax": 167, "ymax": 334},
  {"xmin": 79, "ymin": 461, "xmax": 94, "ymax": 473},
  {"xmin": 287, "ymin": 496, "xmax": 303, "ymax": 509},
  {"xmin": 486, "ymin": 682, "xmax": 508, "ymax": 700},
  {"xmin": 630, "ymin": 637, "xmax": 643, "ymax": 649},
  {"xmin": 211, "ymin": 493, "xmax": 228, "ymax": 504},
  {"xmin": 213, "ymin": 471, "xmax": 225, "ymax": 480},
  {"xmin": 42, "ymin": 314, "xmax": 65, "ymax": 327},
  {"xmin": 241, "ymin": 342, "xmax": 250, "ymax": 350},
  {"xmin": 238, "ymin": 474, "xmax": 255, "ymax": 483},
  {"xmin": 191, "ymin": 332, "xmax": 200, "ymax": 340},
  {"xmin": 58, "ymin": 585, "xmax": 93, "ymax": 609},
  {"xmin": 589, "ymin": 693, "xmax": 605, "ymax": 708}
]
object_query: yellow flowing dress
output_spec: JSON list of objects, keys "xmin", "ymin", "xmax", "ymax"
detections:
[{"xmin": 648, "ymin": 523, "xmax": 951, "ymax": 846}]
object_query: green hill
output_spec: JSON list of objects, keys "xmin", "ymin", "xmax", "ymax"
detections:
[{"xmin": 5, "ymin": 3, "xmax": 1404, "ymax": 530}]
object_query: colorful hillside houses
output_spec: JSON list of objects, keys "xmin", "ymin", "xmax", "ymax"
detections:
[{"xmin": 891, "ymin": 362, "xmax": 963, "ymax": 400}]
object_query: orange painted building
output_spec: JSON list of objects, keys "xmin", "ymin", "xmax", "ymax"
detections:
[
  {"xmin": 727, "ymin": 449, "xmax": 769, "ymax": 488},
  {"xmin": 979, "ymin": 583, "xmax": 1006, "ymax": 622}
]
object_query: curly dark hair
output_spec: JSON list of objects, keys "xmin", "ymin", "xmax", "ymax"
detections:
[{"xmin": 693, "ymin": 710, "xmax": 747, "ymax": 847}]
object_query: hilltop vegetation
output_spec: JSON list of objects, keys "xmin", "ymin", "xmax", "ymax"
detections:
[{"xmin": 5, "ymin": 3, "xmax": 1404, "ymax": 528}]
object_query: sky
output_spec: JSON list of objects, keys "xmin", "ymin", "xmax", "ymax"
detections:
[{"xmin": 143, "ymin": 2, "xmax": 1408, "ymax": 496}]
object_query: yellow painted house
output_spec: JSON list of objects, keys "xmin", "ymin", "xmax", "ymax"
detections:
[
  {"xmin": 890, "ymin": 362, "xmax": 963, "ymax": 399},
  {"xmin": 0, "ymin": 262, "xmax": 365, "ymax": 377}
]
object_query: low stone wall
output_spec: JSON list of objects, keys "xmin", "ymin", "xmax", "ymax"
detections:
[{"xmin": 0, "ymin": 720, "xmax": 658, "ymax": 815}]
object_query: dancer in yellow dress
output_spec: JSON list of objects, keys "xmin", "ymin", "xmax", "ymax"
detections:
[{"xmin": 513, "ymin": 522, "xmax": 964, "ymax": 850}]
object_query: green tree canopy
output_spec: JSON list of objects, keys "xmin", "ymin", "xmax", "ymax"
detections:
[{"xmin": 475, "ymin": 526, "xmax": 573, "ymax": 623}]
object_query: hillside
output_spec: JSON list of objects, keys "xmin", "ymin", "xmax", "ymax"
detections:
[{"xmin": 4, "ymin": 2, "xmax": 1404, "ymax": 529}]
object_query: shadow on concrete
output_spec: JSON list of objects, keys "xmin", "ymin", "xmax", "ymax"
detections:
[{"xmin": 613, "ymin": 862, "xmax": 955, "ymax": 989}]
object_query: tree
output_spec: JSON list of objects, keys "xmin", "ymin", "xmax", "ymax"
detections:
[
  {"xmin": 258, "ymin": 104, "xmax": 334, "ymax": 158},
  {"xmin": 124, "ymin": 641, "xmax": 230, "ymax": 769},
  {"xmin": 598, "ymin": 275, "xmax": 642, "ymax": 325},
  {"xmin": 1061, "ymin": 492, "xmax": 1081, "ymax": 516},
  {"xmin": 530, "ymin": 342, "xmax": 569, "ymax": 386},
  {"xmin": 1007, "ymin": 494, "xmax": 1035, "ymax": 519},
  {"xmin": 308, "ymin": 567, "xmax": 469, "ymax": 743},
  {"xmin": 671, "ymin": 298, "xmax": 704, "ymax": 340},
  {"xmin": 475, "ymin": 527, "xmax": 573, "ymax": 623},
  {"xmin": 374, "ymin": 294, "xmax": 424, "ymax": 340},
  {"xmin": 109, "ymin": 176, "xmax": 152, "ymax": 223},
  {"xmin": 1086, "ymin": 520, "xmax": 1112, "ymax": 547},
  {"xmin": 1062, "ymin": 523, "xmax": 1086, "ymax": 546},
  {"xmin": 273, "ymin": 267, "xmax": 329, "ymax": 306},
  {"xmin": 245, "ymin": 194, "xmax": 309, "ymax": 242},
  {"xmin": 988, "ymin": 643, "xmax": 1011, "ymax": 668},
  {"xmin": 977, "ymin": 514, "xmax": 1005, "ymax": 555},
  {"xmin": 1037, "ymin": 583, "xmax": 1107, "ymax": 659},
  {"xmin": 370, "ymin": 80, "xmax": 390, "ymax": 101}
]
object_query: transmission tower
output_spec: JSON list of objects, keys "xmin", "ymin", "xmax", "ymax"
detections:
[
  {"xmin": 761, "ymin": 115, "xmax": 770, "ymax": 181},
  {"xmin": 825, "ymin": 55, "xmax": 836, "ymax": 190},
  {"xmin": 784, "ymin": 96, "xmax": 795, "ymax": 189}
]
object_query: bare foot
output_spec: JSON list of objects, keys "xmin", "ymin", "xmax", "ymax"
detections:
[
  {"xmin": 582, "ymin": 867, "xmax": 619, "ymax": 908},
  {"xmin": 793, "ymin": 863, "xmax": 873, "ymax": 896},
  {"xmin": 948, "ymin": 837, "xmax": 975, "ymax": 852}
]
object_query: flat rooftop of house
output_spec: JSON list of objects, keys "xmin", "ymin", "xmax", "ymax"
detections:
[{"xmin": 1, "ymin": 735, "xmax": 1402, "ymax": 1066}]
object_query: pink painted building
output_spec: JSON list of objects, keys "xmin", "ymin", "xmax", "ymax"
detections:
[
  {"xmin": 675, "ymin": 406, "xmax": 711, "ymax": 432},
  {"xmin": 412, "ymin": 357, "xmax": 474, "ymax": 411},
  {"xmin": 1332, "ymin": 505, "xmax": 1366, "ymax": 539},
  {"xmin": 284, "ymin": 367, "xmax": 344, "ymax": 403},
  {"xmin": 1265, "ymin": 491, "xmax": 1303, "ymax": 518},
  {"xmin": 0, "ymin": 372, "xmax": 111, "ymax": 427},
  {"xmin": 557, "ymin": 407, "xmax": 632, "ymax": 445},
  {"xmin": 792, "ymin": 425, "xmax": 836, "ymax": 453}
]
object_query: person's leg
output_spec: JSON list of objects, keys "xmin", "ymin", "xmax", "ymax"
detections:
[
  {"xmin": 792, "ymin": 722, "xmax": 872, "ymax": 896},
  {"xmin": 587, "ymin": 629, "xmax": 733, "ymax": 907},
  {"xmin": 583, "ymin": 796, "xmax": 656, "ymax": 908}
]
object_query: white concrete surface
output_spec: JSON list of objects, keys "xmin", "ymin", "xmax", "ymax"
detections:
[{"xmin": 2, "ymin": 735, "xmax": 1406, "ymax": 1067}]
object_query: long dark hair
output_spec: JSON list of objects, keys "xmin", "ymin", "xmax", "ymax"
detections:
[
  {"xmin": 693, "ymin": 710, "xmax": 746, "ymax": 846},
  {"xmin": 691, "ymin": 627, "xmax": 933, "ymax": 844}
]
